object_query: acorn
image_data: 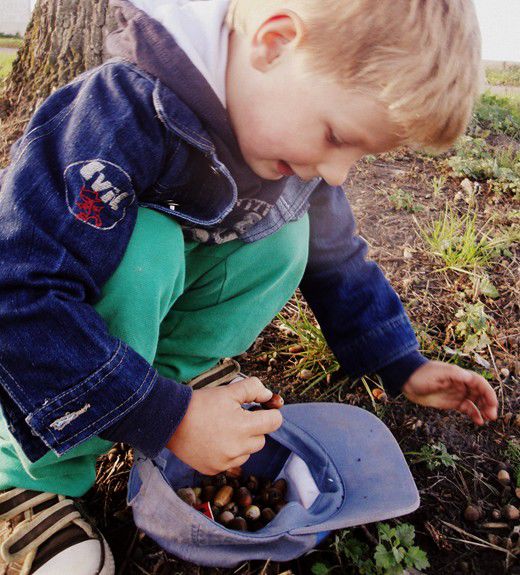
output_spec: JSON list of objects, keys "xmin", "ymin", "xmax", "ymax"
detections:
[
  {"xmin": 228, "ymin": 517, "xmax": 248, "ymax": 531},
  {"xmin": 217, "ymin": 510, "xmax": 235, "ymax": 525},
  {"xmin": 266, "ymin": 487, "xmax": 284, "ymax": 506},
  {"xmin": 244, "ymin": 505, "xmax": 261, "ymax": 521},
  {"xmin": 262, "ymin": 393, "xmax": 284, "ymax": 410},
  {"xmin": 201, "ymin": 485, "xmax": 216, "ymax": 502},
  {"xmin": 235, "ymin": 486, "xmax": 252, "ymax": 508},
  {"xmin": 225, "ymin": 466, "xmax": 243, "ymax": 479},
  {"xmin": 502, "ymin": 504, "xmax": 520, "ymax": 521},
  {"xmin": 246, "ymin": 475, "xmax": 259, "ymax": 493},
  {"xmin": 261, "ymin": 507, "xmax": 276, "ymax": 523},
  {"xmin": 223, "ymin": 501, "xmax": 239, "ymax": 515},
  {"xmin": 213, "ymin": 473, "xmax": 228, "ymax": 487},
  {"xmin": 288, "ymin": 344, "xmax": 304, "ymax": 354},
  {"xmin": 200, "ymin": 476, "xmax": 213, "ymax": 488},
  {"xmin": 213, "ymin": 485, "xmax": 234, "ymax": 508},
  {"xmin": 177, "ymin": 487, "xmax": 197, "ymax": 507},
  {"xmin": 272, "ymin": 478, "xmax": 288, "ymax": 494},
  {"xmin": 464, "ymin": 504, "xmax": 481, "ymax": 522},
  {"xmin": 498, "ymin": 470, "xmax": 511, "ymax": 485}
]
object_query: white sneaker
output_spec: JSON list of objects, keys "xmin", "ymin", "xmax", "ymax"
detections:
[{"xmin": 0, "ymin": 488, "xmax": 114, "ymax": 574}]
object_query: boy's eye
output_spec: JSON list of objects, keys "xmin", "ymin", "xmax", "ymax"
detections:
[{"xmin": 327, "ymin": 130, "xmax": 343, "ymax": 147}]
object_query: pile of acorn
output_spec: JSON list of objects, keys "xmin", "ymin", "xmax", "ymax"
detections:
[
  {"xmin": 176, "ymin": 392, "xmax": 287, "ymax": 531},
  {"xmin": 177, "ymin": 467, "xmax": 288, "ymax": 531}
]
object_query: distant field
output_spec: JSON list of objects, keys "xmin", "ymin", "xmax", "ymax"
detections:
[
  {"xmin": 486, "ymin": 63, "xmax": 520, "ymax": 88},
  {"xmin": 0, "ymin": 37, "xmax": 23, "ymax": 49},
  {"xmin": 0, "ymin": 52, "xmax": 16, "ymax": 80}
]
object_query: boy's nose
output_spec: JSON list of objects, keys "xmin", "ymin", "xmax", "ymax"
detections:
[
  {"xmin": 317, "ymin": 150, "xmax": 363, "ymax": 187},
  {"xmin": 317, "ymin": 161, "xmax": 354, "ymax": 187}
]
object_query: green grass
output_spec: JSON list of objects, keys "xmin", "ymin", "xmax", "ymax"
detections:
[
  {"xmin": 486, "ymin": 64, "xmax": 520, "ymax": 88},
  {"xmin": 0, "ymin": 52, "xmax": 16, "ymax": 80},
  {"xmin": 0, "ymin": 37, "xmax": 23, "ymax": 49},
  {"xmin": 418, "ymin": 207, "xmax": 495, "ymax": 272}
]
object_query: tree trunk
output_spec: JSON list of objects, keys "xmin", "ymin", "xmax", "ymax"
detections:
[{"xmin": 1, "ymin": 0, "xmax": 116, "ymax": 161}]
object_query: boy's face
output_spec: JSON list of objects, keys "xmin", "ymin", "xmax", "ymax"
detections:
[{"xmin": 226, "ymin": 14, "xmax": 403, "ymax": 187}]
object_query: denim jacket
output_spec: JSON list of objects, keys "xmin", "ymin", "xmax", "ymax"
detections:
[{"xmin": 0, "ymin": 59, "xmax": 425, "ymax": 463}]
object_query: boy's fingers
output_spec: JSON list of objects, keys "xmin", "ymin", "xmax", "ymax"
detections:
[
  {"xmin": 229, "ymin": 377, "xmax": 273, "ymax": 405},
  {"xmin": 459, "ymin": 399, "xmax": 484, "ymax": 425},
  {"xmin": 246, "ymin": 407, "xmax": 283, "ymax": 435},
  {"xmin": 464, "ymin": 373, "xmax": 498, "ymax": 420}
]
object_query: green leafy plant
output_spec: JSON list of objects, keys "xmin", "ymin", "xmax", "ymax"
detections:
[
  {"xmin": 505, "ymin": 440, "xmax": 520, "ymax": 488},
  {"xmin": 387, "ymin": 188, "xmax": 423, "ymax": 212},
  {"xmin": 314, "ymin": 524, "xmax": 429, "ymax": 575},
  {"xmin": 455, "ymin": 302, "xmax": 493, "ymax": 353},
  {"xmin": 447, "ymin": 136, "xmax": 520, "ymax": 197},
  {"xmin": 407, "ymin": 441, "xmax": 460, "ymax": 470},
  {"xmin": 418, "ymin": 206, "xmax": 495, "ymax": 271},
  {"xmin": 471, "ymin": 91, "xmax": 520, "ymax": 139}
]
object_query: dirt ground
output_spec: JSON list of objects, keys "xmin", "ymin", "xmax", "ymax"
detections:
[
  {"xmin": 0, "ymin": 70, "xmax": 518, "ymax": 574},
  {"xmin": 82, "ymin": 148, "xmax": 519, "ymax": 575}
]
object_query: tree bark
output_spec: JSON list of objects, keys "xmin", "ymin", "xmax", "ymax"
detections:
[{"xmin": 1, "ymin": 0, "xmax": 116, "ymax": 143}]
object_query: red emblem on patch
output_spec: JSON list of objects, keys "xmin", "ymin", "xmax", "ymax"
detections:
[{"xmin": 74, "ymin": 186, "xmax": 105, "ymax": 228}]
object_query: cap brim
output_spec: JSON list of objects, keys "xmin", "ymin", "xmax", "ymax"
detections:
[{"xmin": 271, "ymin": 403, "xmax": 419, "ymax": 534}]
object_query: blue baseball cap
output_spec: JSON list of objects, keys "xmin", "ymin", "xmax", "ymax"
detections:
[{"xmin": 127, "ymin": 403, "xmax": 419, "ymax": 567}]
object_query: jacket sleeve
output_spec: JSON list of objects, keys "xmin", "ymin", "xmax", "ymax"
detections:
[
  {"xmin": 300, "ymin": 182, "xmax": 426, "ymax": 396},
  {"xmin": 0, "ymin": 61, "xmax": 191, "ymax": 461}
]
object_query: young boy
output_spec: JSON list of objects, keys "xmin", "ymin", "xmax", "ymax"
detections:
[{"xmin": 0, "ymin": 0, "xmax": 498, "ymax": 572}]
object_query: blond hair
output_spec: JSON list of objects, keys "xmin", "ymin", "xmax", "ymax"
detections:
[{"xmin": 227, "ymin": 0, "xmax": 482, "ymax": 150}]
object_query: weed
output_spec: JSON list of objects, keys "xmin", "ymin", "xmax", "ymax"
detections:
[
  {"xmin": 471, "ymin": 91, "xmax": 520, "ymax": 139},
  {"xmin": 313, "ymin": 523, "xmax": 429, "ymax": 575},
  {"xmin": 504, "ymin": 440, "xmax": 520, "ymax": 488},
  {"xmin": 418, "ymin": 206, "xmax": 495, "ymax": 271},
  {"xmin": 276, "ymin": 297, "xmax": 340, "ymax": 392},
  {"xmin": 454, "ymin": 301, "xmax": 493, "ymax": 353},
  {"xmin": 387, "ymin": 188, "xmax": 423, "ymax": 212},
  {"xmin": 432, "ymin": 175, "xmax": 446, "ymax": 198},
  {"xmin": 447, "ymin": 136, "xmax": 520, "ymax": 198},
  {"xmin": 406, "ymin": 442, "xmax": 460, "ymax": 471}
]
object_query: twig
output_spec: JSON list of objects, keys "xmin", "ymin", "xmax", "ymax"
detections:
[{"xmin": 439, "ymin": 520, "xmax": 514, "ymax": 558}]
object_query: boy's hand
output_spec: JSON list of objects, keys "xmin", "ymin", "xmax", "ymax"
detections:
[
  {"xmin": 402, "ymin": 361, "xmax": 498, "ymax": 425},
  {"xmin": 166, "ymin": 377, "xmax": 283, "ymax": 475}
]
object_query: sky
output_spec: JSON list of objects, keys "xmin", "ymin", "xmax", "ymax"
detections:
[
  {"xmin": 29, "ymin": 0, "xmax": 519, "ymax": 62},
  {"xmin": 473, "ymin": 0, "xmax": 520, "ymax": 62}
]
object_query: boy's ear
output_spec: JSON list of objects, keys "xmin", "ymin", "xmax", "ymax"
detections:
[{"xmin": 250, "ymin": 11, "xmax": 304, "ymax": 72}]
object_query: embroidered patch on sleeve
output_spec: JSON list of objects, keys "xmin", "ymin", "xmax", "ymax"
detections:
[{"xmin": 64, "ymin": 160, "xmax": 135, "ymax": 230}]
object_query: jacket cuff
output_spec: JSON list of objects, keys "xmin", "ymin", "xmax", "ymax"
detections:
[
  {"xmin": 100, "ymin": 375, "xmax": 192, "ymax": 458},
  {"xmin": 378, "ymin": 351, "xmax": 428, "ymax": 397}
]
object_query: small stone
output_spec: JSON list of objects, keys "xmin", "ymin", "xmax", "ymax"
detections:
[
  {"xmin": 502, "ymin": 505, "xmax": 520, "ymax": 522},
  {"xmin": 298, "ymin": 369, "xmax": 313, "ymax": 380},
  {"xmin": 500, "ymin": 368, "xmax": 510, "ymax": 378},
  {"xmin": 498, "ymin": 469, "xmax": 511, "ymax": 485},
  {"xmin": 464, "ymin": 504, "xmax": 481, "ymax": 522}
]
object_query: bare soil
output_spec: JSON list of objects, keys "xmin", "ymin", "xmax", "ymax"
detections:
[{"xmin": 84, "ymin": 150, "xmax": 519, "ymax": 575}]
